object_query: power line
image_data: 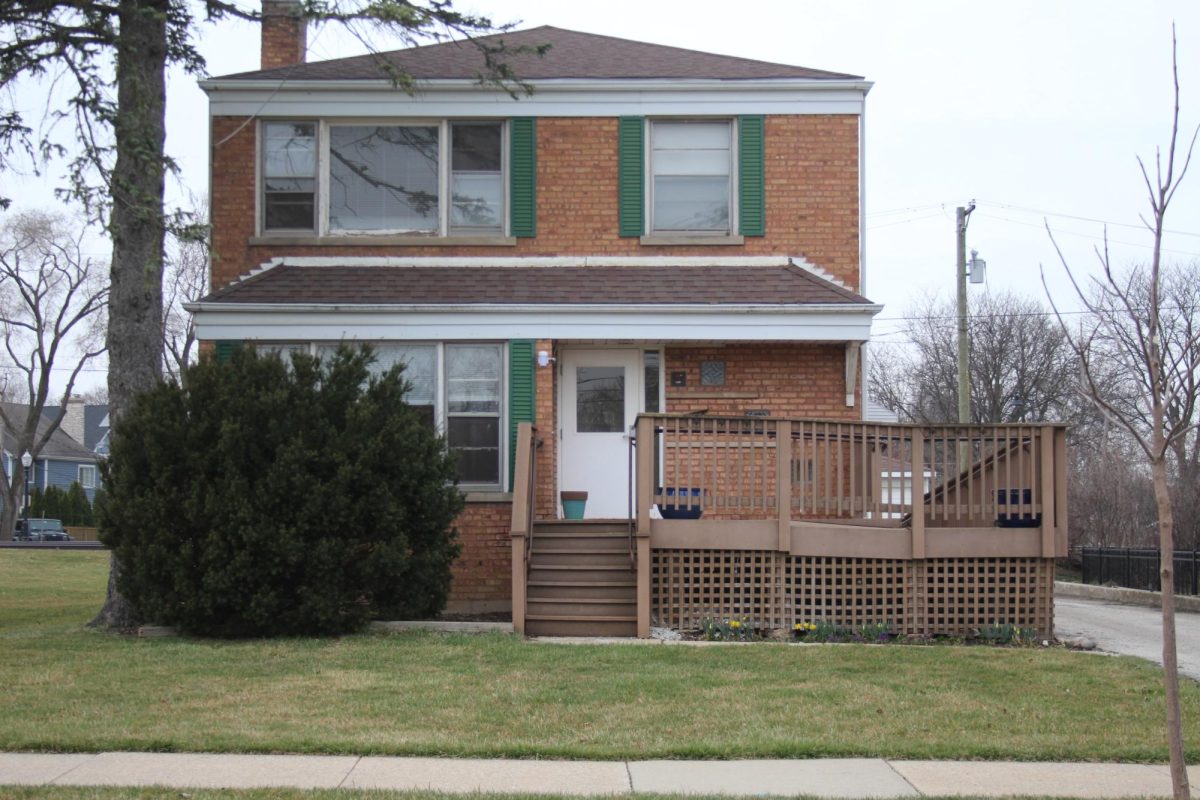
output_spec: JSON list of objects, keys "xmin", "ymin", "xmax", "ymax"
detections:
[
  {"xmin": 866, "ymin": 202, "xmax": 950, "ymax": 218},
  {"xmin": 976, "ymin": 212, "xmax": 1200, "ymax": 259},
  {"xmin": 867, "ymin": 211, "xmax": 946, "ymax": 231},
  {"xmin": 976, "ymin": 199, "xmax": 1200, "ymax": 239}
]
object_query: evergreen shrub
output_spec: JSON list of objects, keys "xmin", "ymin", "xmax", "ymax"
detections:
[{"xmin": 100, "ymin": 345, "xmax": 465, "ymax": 637}]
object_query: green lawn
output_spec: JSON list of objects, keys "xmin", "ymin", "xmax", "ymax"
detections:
[{"xmin": 1, "ymin": 549, "xmax": 1198, "ymax": 762}]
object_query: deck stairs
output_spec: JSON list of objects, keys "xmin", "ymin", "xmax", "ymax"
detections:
[{"xmin": 524, "ymin": 520, "xmax": 637, "ymax": 637}]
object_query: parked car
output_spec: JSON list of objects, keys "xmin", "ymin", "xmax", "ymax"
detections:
[{"xmin": 12, "ymin": 519, "xmax": 72, "ymax": 542}]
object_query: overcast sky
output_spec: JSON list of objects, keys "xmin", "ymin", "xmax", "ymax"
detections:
[{"xmin": 5, "ymin": 0, "xmax": 1200, "ymax": 395}]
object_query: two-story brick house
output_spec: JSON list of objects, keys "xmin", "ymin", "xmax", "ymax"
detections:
[{"xmin": 192, "ymin": 6, "xmax": 1067, "ymax": 637}]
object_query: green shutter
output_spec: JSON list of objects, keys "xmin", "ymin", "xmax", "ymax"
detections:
[
  {"xmin": 508, "ymin": 340, "xmax": 536, "ymax": 491},
  {"xmin": 509, "ymin": 118, "xmax": 537, "ymax": 237},
  {"xmin": 214, "ymin": 341, "xmax": 238, "ymax": 363},
  {"xmin": 738, "ymin": 115, "xmax": 765, "ymax": 237},
  {"xmin": 618, "ymin": 117, "xmax": 645, "ymax": 237}
]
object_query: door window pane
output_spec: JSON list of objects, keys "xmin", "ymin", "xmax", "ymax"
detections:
[
  {"xmin": 329, "ymin": 125, "xmax": 439, "ymax": 232},
  {"xmin": 643, "ymin": 351, "xmax": 660, "ymax": 413},
  {"xmin": 577, "ymin": 367, "xmax": 625, "ymax": 433},
  {"xmin": 451, "ymin": 122, "xmax": 503, "ymax": 231}
]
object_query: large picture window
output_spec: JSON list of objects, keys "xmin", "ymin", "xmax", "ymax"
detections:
[
  {"xmin": 261, "ymin": 120, "xmax": 505, "ymax": 236},
  {"xmin": 309, "ymin": 342, "xmax": 505, "ymax": 488},
  {"xmin": 329, "ymin": 125, "xmax": 440, "ymax": 232},
  {"xmin": 649, "ymin": 120, "xmax": 732, "ymax": 234}
]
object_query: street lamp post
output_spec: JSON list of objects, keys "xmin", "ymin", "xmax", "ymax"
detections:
[{"xmin": 20, "ymin": 451, "xmax": 32, "ymax": 540}]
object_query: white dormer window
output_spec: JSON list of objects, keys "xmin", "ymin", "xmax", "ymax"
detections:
[{"xmin": 78, "ymin": 464, "xmax": 97, "ymax": 489}]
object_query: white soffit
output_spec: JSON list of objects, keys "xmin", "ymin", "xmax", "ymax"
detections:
[
  {"xmin": 190, "ymin": 304, "xmax": 879, "ymax": 343},
  {"xmin": 203, "ymin": 79, "xmax": 871, "ymax": 118}
]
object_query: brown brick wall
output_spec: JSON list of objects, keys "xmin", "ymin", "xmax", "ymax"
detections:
[
  {"xmin": 209, "ymin": 115, "xmax": 860, "ymax": 291},
  {"xmin": 446, "ymin": 501, "xmax": 512, "ymax": 613},
  {"xmin": 533, "ymin": 338, "xmax": 558, "ymax": 519},
  {"xmin": 664, "ymin": 342, "xmax": 858, "ymax": 419}
]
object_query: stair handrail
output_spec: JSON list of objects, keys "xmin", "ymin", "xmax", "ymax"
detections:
[
  {"xmin": 510, "ymin": 422, "xmax": 538, "ymax": 636},
  {"xmin": 510, "ymin": 422, "xmax": 539, "ymax": 562}
]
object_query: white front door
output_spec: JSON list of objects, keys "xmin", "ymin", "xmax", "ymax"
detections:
[{"xmin": 560, "ymin": 348, "xmax": 642, "ymax": 519}]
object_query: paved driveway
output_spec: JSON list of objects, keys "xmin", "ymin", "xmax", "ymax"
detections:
[{"xmin": 1055, "ymin": 596, "xmax": 1200, "ymax": 681}]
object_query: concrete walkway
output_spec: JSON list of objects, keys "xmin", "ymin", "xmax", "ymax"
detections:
[{"xmin": 2, "ymin": 752, "xmax": 1199, "ymax": 797}]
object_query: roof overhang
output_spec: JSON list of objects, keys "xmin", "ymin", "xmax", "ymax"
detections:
[
  {"xmin": 188, "ymin": 301, "xmax": 882, "ymax": 343},
  {"xmin": 201, "ymin": 77, "xmax": 873, "ymax": 118}
]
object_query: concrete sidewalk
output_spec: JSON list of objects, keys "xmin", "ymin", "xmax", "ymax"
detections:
[{"xmin": 2, "ymin": 752, "xmax": 1198, "ymax": 797}]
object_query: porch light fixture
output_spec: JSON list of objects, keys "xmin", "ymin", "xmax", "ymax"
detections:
[
  {"xmin": 20, "ymin": 451, "xmax": 32, "ymax": 541},
  {"xmin": 537, "ymin": 350, "xmax": 555, "ymax": 368}
]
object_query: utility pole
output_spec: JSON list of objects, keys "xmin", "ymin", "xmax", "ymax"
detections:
[{"xmin": 956, "ymin": 202, "xmax": 976, "ymax": 426}]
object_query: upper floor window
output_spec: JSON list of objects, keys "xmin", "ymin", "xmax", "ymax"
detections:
[
  {"xmin": 649, "ymin": 120, "xmax": 733, "ymax": 234},
  {"xmin": 262, "ymin": 120, "xmax": 505, "ymax": 236},
  {"xmin": 263, "ymin": 122, "xmax": 317, "ymax": 231}
]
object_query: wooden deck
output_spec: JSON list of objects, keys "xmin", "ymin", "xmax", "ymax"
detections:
[{"xmin": 511, "ymin": 415, "xmax": 1068, "ymax": 638}]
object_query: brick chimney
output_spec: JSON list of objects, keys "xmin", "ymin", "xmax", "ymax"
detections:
[
  {"xmin": 61, "ymin": 395, "xmax": 86, "ymax": 447},
  {"xmin": 261, "ymin": 0, "xmax": 307, "ymax": 71}
]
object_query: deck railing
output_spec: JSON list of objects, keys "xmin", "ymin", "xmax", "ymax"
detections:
[{"xmin": 634, "ymin": 414, "xmax": 1069, "ymax": 557}]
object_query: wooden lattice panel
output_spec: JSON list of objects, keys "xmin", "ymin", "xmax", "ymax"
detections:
[
  {"xmin": 789, "ymin": 557, "xmax": 906, "ymax": 628},
  {"xmin": 652, "ymin": 549, "xmax": 790, "ymax": 629},
  {"xmin": 651, "ymin": 549, "xmax": 906, "ymax": 630},
  {"xmin": 907, "ymin": 558, "xmax": 1054, "ymax": 636},
  {"xmin": 651, "ymin": 549, "xmax": 1055, "ymax": 636}
]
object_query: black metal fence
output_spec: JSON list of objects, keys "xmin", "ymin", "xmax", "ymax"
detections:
[{"xmin": 1080, "ymin": 547, "xmax": 1200, "ymax": 595}]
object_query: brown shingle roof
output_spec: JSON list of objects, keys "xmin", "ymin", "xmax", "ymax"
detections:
[
  {"xmin": 201, "ymin": 262, "xmax": 873, "ymax": 306},
  {"xmin": 216, "ymin": 25, "xmax": 861, "ymax": 83},
  {"xmin": 1, "ymin": 403, "xmax": 98, "ymax": 462}
]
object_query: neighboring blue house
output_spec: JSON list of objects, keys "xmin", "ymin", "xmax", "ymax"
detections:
[{"xmin": 1, "ymin": 402, "xmax": 101, "ymax": 512}]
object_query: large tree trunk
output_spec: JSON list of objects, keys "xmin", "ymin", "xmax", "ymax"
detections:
[
  {"xmin": 0, "ymin": 477, "xmax": 20, "ymax": 541},
  {"xmin": 1153, "ymin": 452, "xmax": 1190, "ymax": 799},
  {"xmin": 90, "ymin": 0, "xmax": 169, "ymax": 631}
]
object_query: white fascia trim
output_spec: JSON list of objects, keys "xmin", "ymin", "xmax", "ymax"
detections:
[
  {"xmin": 253, "ymin": 254, "xmax": 807, "ymax": 268},
  {"xmin": 200, "ymin": 77, "xmax": 875, "ymax": 93},
  {"xmin": 190, "ymin": 301, "xmax": 881, "ymax": 314},
  {"xmin": 190, "ymin": 303, "xmax": 881, "ymax": 343},
  {"xmin": 204, "ymin": 79, "xmax": 871, "ymax": 118}
]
